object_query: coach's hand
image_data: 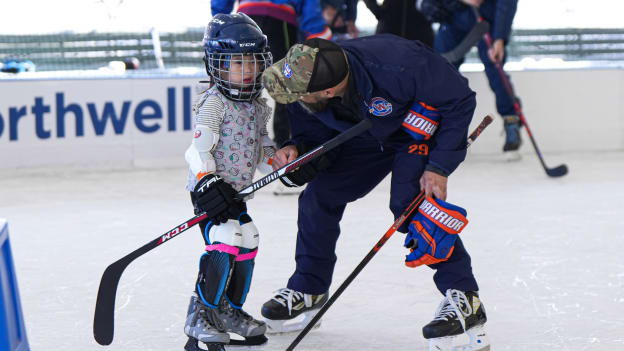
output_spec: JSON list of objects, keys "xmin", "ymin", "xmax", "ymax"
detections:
[
  {"xmin": 275, "ymin": 143, "xmax": 339, "ymax": 187},
  {"xmin": 420, "ymin": 170, "xmax": 448, "ymax": 201},
  {"xmin": 272, "ymin": 145, "xmax": 298, "ymax": 170}
]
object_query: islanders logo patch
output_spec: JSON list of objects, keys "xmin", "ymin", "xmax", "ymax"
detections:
[
  {"xmin": 283, "ymin": 62, "xmax": 293, "ymax": 79},
  {"xmin": 368, "ymin": 97, "xmax": 392, "ymax": 117}
]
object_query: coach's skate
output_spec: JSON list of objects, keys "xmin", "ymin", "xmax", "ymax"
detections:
[
  {"xmin": 502, "ymin": 115, "xmax": 522, "ymax": 161},
  {"xmin": 423, "ymin": 289, "xmax": 489, "ymax": 351},
  {"xmin": 216, "ymin": 299, "xmax": 268, "ymax": 347},
  {"xmin": 184, "ymin": 295, "xmax": 229, "ymax": 351},
  {"xmin": 261, "ymin": 288, "xmax": 328, "ymax": 333}
]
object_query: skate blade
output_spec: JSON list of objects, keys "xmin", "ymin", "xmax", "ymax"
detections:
[
  {"xmin": 264, "ymin": 311, "xmax": 322, "ymax": 334},
  {"xmin": 226, "ymin": 334, "xmax": 268, "ymax": 348},
  {"xmin": 272, "ymin": 189, "xmax": 302, "ymax": 196},
  {"xmin": 185, "ymin": 337, "xmax": 227, "ymax": 351},
  {"xmin": 503, "ymin": 150, "xmax": 521, "ymax": 162},
  {"xmin": 453, "ymin": 325, "xmax": 490, "ymax": 351},
  {"xmin": 427, "ymin": 325, "xmax": 490, "ymax": 351},
  {"xmin": 428, "ymin": 335, "xmax": 455, "ymax": 351}
]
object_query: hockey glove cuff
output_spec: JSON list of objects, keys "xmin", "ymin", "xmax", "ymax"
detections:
[
  {"xmin": 192, "ymin": 174, "xmax": 245, "ymax": 224},
  {"xmin": 404, "ymin": 197, "xmax": 468, "ymax": 267}
]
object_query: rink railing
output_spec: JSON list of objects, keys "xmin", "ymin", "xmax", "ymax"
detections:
[{"xmin": 2, "ymin": 28, "xmax": 624, "ymax": 74}]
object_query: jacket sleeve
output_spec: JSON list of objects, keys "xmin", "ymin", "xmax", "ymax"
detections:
[
  {"xmin": 211, "ymin": 0, "xmax": 235, "ymax": 15},
  {"xmin": 414, "ymin": 50, "xmax": 476, "ymax": 175},
  {"xmin": 297, "ymin": 0, "xmax": 333, "ymax": 39},
  {"xmin": 493, "ymin": 0, "xmax": 518, "ymax": 42}
]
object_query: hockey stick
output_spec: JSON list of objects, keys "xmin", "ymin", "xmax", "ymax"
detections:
[
  {"xmin": 93, "ymin": 119, "xmax": 373, "ymax": 346},
  {"xmin": 471, "ymin": 7, "xmax": 568, "ymax": 178},
  {"xmin": 286, "ymin": 115, "xmax": 493, "ymax": 351},
  {"xmin": 441, "ymin": 20, "xmax": 490, "ymax": 63}
]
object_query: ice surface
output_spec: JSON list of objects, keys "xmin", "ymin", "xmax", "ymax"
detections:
[{"xmin": 1, "ymin": 150, "xmax": 623, "ymax": 351}]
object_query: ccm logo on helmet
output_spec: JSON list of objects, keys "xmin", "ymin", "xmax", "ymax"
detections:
[{"xmin": 239, "ymin": 42, "xmax": 256, "ymax": 47}]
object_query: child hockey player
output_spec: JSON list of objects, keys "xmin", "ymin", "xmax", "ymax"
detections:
[{"xmin": 183, "ymin": 13, "xmax": 275, "ymax": 351}]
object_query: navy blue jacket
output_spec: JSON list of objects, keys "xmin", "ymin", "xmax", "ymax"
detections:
[{"xmin": 287, "ymin": 34, "xmax": 476, "ymax": 175}]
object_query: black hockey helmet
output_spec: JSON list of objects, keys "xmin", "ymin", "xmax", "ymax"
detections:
[{"xmin": 203, "ymin": 13, "xmax": 273, "ymax": 101}]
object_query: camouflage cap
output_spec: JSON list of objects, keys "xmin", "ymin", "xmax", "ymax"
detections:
[
  {"xmin": 262, "ymin": 44, "xmax": 318, "ymax": 104},
  {"xmin": 262, "ymin": 38, "xmax": 349, "ymax": 104}
]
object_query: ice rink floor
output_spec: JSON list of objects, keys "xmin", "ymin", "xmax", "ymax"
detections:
[{"xmin": 1, "ymin": 150, "xmax": 623, "ymax": 351}]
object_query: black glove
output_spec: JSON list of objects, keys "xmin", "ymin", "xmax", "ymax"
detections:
[
  {"xmin": 192, "ymin": 174, "xmax": 245, "ymax": 224},
  {"xmin": 280, "ymin": 143, "xmax": 339, "ymax": 187}
]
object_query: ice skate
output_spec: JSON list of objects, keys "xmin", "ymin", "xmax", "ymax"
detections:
[
  {"xmin": 423, "ymin": 289, "xmax": 489, "ymax": 351},
  {"xmin": 184, "ymin": 295, "xmax": 229, "ymax": 351},
  {"xmin": 216, "ymin": 299, "xmax": 268, "ymax": 347},
  {"xmin": 261, "ymin": 288, "xmax": 328, "ymax": 333},
  {"xmin": 502, "ymin": 115, "xmax": 522, "ymax": 161}
]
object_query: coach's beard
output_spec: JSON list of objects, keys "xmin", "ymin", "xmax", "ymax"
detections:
[{"xmin": 298, "ymin": 99, "xmax": 331, "ymax": 114}]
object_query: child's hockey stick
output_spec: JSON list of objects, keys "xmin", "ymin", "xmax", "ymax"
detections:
[
  {"xmin": 93, "ymin": 119, "xmax": 372, "ymax": 346},
  {"xmin": 472, "ymin": 7, "xmax": 568, "ymax": 178},
  {"xmin": 286, "ymin": 115, "xmax": 493, "ymax": 351}
]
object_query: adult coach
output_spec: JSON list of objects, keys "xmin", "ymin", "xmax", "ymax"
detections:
[{"xmin": 258, "ymin": 36, "xmax": 489, "ymax": 350}]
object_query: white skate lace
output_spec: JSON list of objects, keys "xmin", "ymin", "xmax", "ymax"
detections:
[
  {"xmin": 271, "ymin": 288, "xmax": 305, "ymax": 314},
  {"xmin": 432, "ymin": 289, "xmax": 473, "ymax": 332}
]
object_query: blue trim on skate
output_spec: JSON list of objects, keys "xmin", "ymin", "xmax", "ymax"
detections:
[{"xmin": 203, "ymin": 220, "xmax": 213, "ymax": 244}]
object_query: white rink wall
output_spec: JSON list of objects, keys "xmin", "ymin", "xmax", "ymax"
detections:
[
  {"xmin": 0, "ymin": 68, "xmax": 623, "ymax": 170},
  {"xmin": 465, "ymin": 68, "xmax": 624, "ymax": 155}
]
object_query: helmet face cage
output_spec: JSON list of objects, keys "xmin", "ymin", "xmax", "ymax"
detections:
[{"xmin": 205, "ymin": 51, "xmax": 273, "ymax": 102}]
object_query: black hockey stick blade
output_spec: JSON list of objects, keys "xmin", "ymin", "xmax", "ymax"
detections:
[
  {"xmin": 441, "ymin": 20, "xmax": 490, "ymax": 63},
  {"xmin": 92, "ymin": 119, "xmax": 373, "ymax": 346},
  {"xmin": 93, "ymin": 261, "xmax": 126, "ymax": 345},
  {"xmin": 94, "ymin": 213, "xmax": 208, "ymax": 345},
  {"xmin": 546, "ymin": 164, "xmax": 568, "ymax": 177}
]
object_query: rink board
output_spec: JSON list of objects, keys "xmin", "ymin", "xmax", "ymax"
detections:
[
  {"xmin": 0, "ymin": 68, "xmax": 622, "ymax": 170},
  {"xmin": 0, "ymin": 220, "xmax": 30, "ymax": 351}
]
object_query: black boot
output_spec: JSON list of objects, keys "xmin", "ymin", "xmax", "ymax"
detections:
[
  {"xmin": 422, "ymin": 289, "xmax": 487, "ymax": 339},
  {"xmin": 261, "ymin": 288, "xmax": 328, "ymax": 333},
  {"xmin": 502, "ymin": 115, "xmax": 522, "ymax": 152}
]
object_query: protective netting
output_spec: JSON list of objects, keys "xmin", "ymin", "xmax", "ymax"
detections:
[{"xmin": 0, "ymin": 29, "xmax": 205, "ymax": 74}]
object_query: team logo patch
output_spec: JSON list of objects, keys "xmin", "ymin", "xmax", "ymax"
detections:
[
  {"xmin": 368, "ymin": 97, "xmax": 392, "ymax": 117},
  {"xmin": 283, "ymin": 62, "xmax": 293, "ymax": 79},
  {"xmin": 194, "ymin": 130, "xmax": 201, "ymax": 138}
]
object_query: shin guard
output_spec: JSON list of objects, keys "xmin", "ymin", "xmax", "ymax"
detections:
[
  {"xmin": 227, "ymin": 247, "xmax": 258, "ymax": 307},
  {"xmin": 196, "ymin": 244, "xmax": 239, "ymax": 308}
]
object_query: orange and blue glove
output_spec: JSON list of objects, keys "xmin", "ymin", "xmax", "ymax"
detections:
[{"xmin": 404, "ymin": 197, "xmax": 469, "ymax": 267}]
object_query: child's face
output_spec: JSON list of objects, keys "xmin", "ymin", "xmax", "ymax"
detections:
[{"xmin": 221, "ymin": 54, "xmax": 262, "ymax": 87}]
